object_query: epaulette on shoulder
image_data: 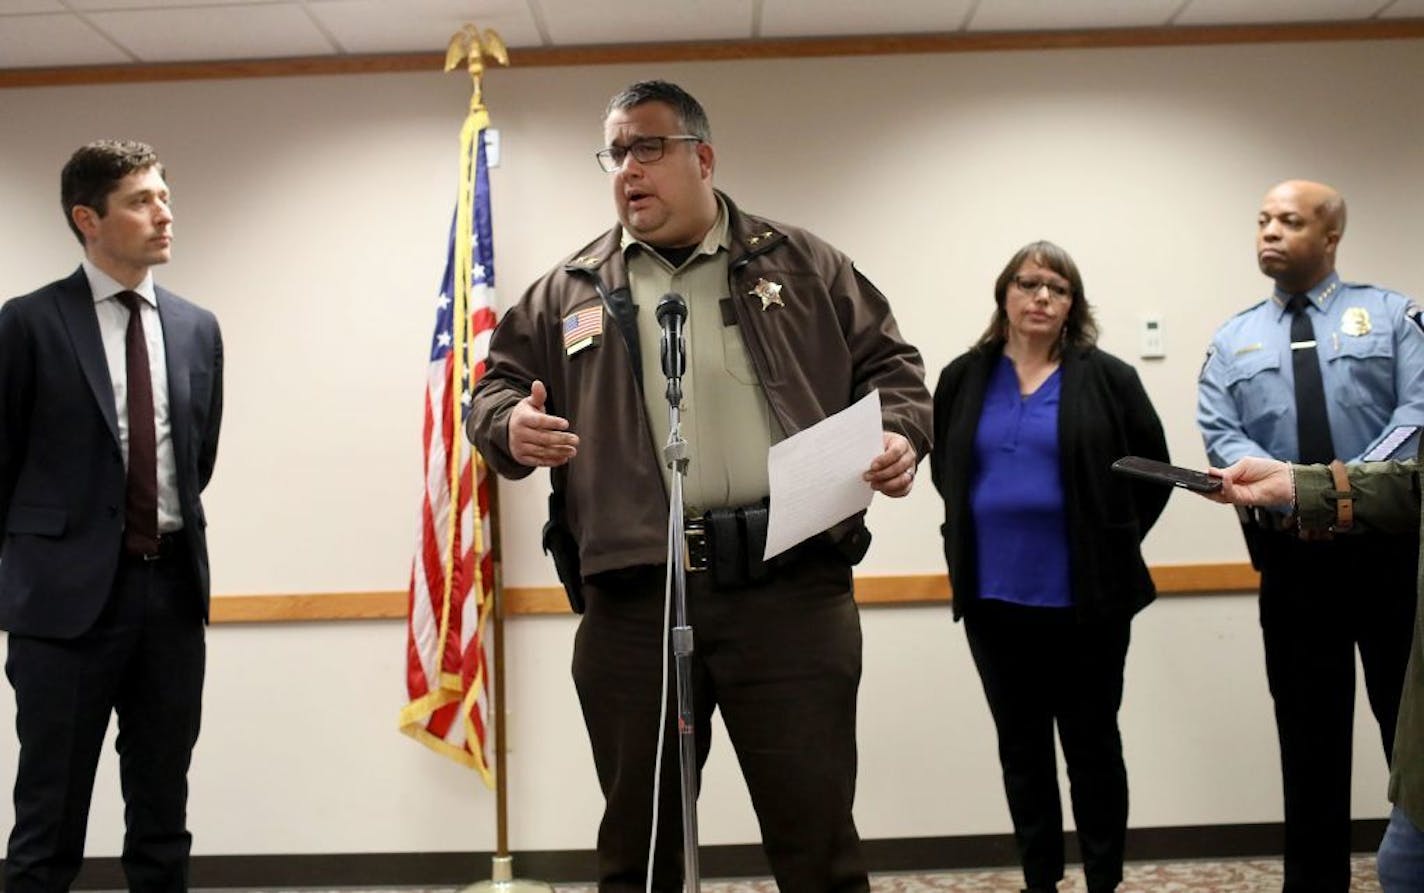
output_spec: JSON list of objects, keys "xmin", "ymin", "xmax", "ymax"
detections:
[
  {"xmin": 735, "ymin": 211, "xmax": 788, "ymax": 254},
  {"xmin": 744, "ymin": 227, "xmax": 780, "ymax": 248},
  {"xmin": 1227, "ymin": 297, "xmax": 1272, "ymax": 323},
  {"xmin": 563, "ymin": 251, "xmax": 607, "ymax": 273},
  {"xmin": 1341, "ymin": 281, "xmax": 1412, "ymax": 305}
]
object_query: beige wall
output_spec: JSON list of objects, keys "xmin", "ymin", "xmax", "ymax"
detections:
[{"xmin": 0, "ymin": 37, "xmax": 1420, "ymax": 856}]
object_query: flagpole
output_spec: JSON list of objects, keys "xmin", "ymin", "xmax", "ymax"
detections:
[
  {"xmin": 465, "ymin": 474, "xmax": 551, "ymax": 892},
  {"xmin": 447, "ymin": 24, "xmax": 554, "ymax": 893},
  {"xmin": 492, "ymin": 478, "xmax": 509, "ymax": 860}
]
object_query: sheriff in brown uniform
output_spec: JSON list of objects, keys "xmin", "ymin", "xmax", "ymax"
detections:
[{"xmin": 468, "ymin": 80, "xmax": 931, "ymax": 893}]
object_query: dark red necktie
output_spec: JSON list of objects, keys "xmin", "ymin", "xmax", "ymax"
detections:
[{"xmin": 117, "ymin": 291, "xmax": 159, "ymax": 556}]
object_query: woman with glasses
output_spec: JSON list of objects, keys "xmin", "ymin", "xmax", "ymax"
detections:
[{"xmin": 930, "ymin": 240, "xmax": 1170, "ymax": 893}]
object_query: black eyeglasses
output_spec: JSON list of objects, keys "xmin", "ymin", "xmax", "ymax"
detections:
[
  {"xmin": 595, "ymin": 135, "xmax": 702, "ymax": 173},
  {"xmin": 1012, "ymin": 274, "xmax": 1073, "ymax": 301}
]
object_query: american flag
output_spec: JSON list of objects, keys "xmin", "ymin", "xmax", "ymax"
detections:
[
  {"xmin": 563, "ymin": 305, "xmax": 603, "ymax": 352},
  {"xmin": 398, "ymin": 125, "xmax": 498, "ymax": 784}
]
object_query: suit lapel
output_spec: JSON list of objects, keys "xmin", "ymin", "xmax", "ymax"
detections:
[
  {"xmin": 158, "ymin": 287, "xmax": 193, "ymax": 492},
  {"xmin": 54, "ymin": 267, "xmax": 121, "ymax": 447}
]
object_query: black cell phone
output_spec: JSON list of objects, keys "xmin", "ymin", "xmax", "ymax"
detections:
[{"xmin": 1110, "ymin": 456, "xmax": 1223, "ymax": 493}]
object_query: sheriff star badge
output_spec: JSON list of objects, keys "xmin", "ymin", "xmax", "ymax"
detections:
[{"xmin": 751, "ymin": 278, "xmax": 784, "ymax": 310}]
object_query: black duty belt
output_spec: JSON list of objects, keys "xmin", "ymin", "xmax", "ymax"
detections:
[{"xmin": 684, "ymin": 503, "xmax": 772, "ymax": 589}]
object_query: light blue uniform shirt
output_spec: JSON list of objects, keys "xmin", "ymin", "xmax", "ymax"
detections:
[{"xmin": 1197, "ymin": 272, "xmax": 1424, "ymax": 466}]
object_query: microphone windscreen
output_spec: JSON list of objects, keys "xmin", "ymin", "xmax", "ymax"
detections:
[{"xmin": 656, "ymin": 293, "xmax": 687, "ymax": 325}]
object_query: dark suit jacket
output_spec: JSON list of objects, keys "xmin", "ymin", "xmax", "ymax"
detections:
[
  {"xmin": 930, "ymin": 342, "xmax": 1170, "ymax": 622},
  {"xmin": 0, "ymin": 267, "xmax": 223, "ymax": 638}
]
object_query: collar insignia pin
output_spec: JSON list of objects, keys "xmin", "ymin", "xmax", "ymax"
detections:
[{"xmin": 751, "ymin": 278, "xmax": 784, "ymax": 310}]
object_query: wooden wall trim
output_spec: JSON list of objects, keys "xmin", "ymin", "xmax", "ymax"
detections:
[
  {"xmin": 209, "ymin": 562, "xmax": 1259, "ymax": 623},
  {"xmin": 3, "ymin": 21, "xmax": 1421, "ymax": 89}
]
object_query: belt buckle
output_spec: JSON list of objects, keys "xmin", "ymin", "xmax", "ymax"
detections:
[
  {"xmin": 684, "ymin": 521, "xmax": 708, "ymax": 573},
  {"xmin": 142, "ymin": 533, "xmax": 171, "ymax": 561}
]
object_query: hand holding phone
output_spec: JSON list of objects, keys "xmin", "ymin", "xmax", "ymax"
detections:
[{"xmin": 1110, "ymin": 456, "xmax": 1223, "ymax": 493}]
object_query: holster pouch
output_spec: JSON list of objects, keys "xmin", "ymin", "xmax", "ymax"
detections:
[
  {"xmin": 704, "ymin": 503, "xmax": 772, "ymax": 589},
  {"xmin": 1235, "ymin": 506, "xmax": 1266, "ymax": 570},
  {"xmin": 541, "ymin": 489, "xmax": 585, "ymax": 614},
  {"xmin": 832, "ymin": 521, "xmax": 873, "ymax": 566}
]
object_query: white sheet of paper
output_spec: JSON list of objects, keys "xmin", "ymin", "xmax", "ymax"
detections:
[{"xmin": 764, "ymin": 390, "xmax": 883, "ymax": 560}]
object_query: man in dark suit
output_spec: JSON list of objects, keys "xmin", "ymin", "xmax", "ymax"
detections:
[{"xmin": 0, "ymin": 140, "xmax": 223, "ymax": 893}]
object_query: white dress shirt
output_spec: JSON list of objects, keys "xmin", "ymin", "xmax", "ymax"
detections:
[{"xmin": 83, "ymin": 260, "xmax": 182, "ymax": 533}]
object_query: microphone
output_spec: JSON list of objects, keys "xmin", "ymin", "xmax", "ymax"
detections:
[{"xmin": 656, "ymin": 293, "xmax": 687, "ymax": 406}]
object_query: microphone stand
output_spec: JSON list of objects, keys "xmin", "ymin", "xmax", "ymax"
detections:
[{"xmin": 658, "ymin": 296, "xmax": 700, "ymax": 892}]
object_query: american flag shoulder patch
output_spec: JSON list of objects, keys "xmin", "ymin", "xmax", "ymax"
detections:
[{"xmin": 563, "ymin": 305, "xmax": 603, "ymax": 355}]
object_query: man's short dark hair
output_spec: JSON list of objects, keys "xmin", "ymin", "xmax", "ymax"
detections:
[
  {"xmin": 61, "ymin": 140, "xmax": 163, "ymax": 245},
  {"xmin": 604, "ymin": 80, "xmax": 711, "ymax": 142}
]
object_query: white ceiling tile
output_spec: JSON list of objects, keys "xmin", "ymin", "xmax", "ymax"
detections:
[
  {"xmin": 968, "ymin": 0, "xmax": 1180, "ymax": 31},
  {"xmin": 1376, "ymin": 0, "xmax": 1424, "ymax": 16},
  {"xmin": 1175, "ymin": 0, "xmax": 1392, "ymax": 25},
  {"xmin": 0, "ymin": 1, "xmax": 67, "ymax": 14},
  {"xmin": 66, "ymin": 0, "xmax": 280, "ymax": 8},
  {"xmin": 538, "ymin": 0, "xmax": 754, "ymax": 45},
  {"xmin": 86, "ymin": 4, "xmax": 335, "ymax": 61},
  {"xmin": 1, "ymin": 0, "xmax": 1413, "ymax": 70},
  {"xmin": 0, "ymin": 13, "xmax": 131, "ymax": 67},
  {"xmin": 760, "ymin": 0, "xmax": 976, "ymax": 37},
  {"xmin": 307, "ymin": 0, "xmax": 543, "ymax": 53}
]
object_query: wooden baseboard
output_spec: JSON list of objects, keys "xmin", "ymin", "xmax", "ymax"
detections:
[{"xmin": 210, "ymin": 562, "xmax": 1259, "ymax": 623}]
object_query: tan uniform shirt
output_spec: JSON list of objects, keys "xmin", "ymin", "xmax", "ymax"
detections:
[{"xmin": 624, "ymin": 198, "xmax": 781, "ymax": 514}]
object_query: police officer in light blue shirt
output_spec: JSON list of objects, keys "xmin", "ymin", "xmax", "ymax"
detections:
[
  {"xmin": 1196, "ymin": 179, "xmax": 1424, "ymax": 893},
  {"xmin": 1199, "ymin": 275, "xmax": 1424, "ymax": 466}
]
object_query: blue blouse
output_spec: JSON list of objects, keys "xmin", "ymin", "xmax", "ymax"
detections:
[{"xmin": 969, "ymin": 355, "xmax": 1073, "ymax": 609}]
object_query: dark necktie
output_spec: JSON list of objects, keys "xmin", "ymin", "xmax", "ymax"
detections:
[
  {"xmin": 117, "ymin": 291, "xmax": 159, "ymax": 556},
  {"xmin": 1287, "ymin": 292, "xmax": 1335, "ymax": 465}
]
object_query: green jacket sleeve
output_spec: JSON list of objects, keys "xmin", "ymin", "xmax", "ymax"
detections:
[{"xmin": 1294, "ymin": 461, "xmax": 1420, "ymax": 535}]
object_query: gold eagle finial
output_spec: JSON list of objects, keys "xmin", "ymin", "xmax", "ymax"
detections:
[{"xmin": 444, "ymin": 25, "xmax": 509, "ymax": 112}]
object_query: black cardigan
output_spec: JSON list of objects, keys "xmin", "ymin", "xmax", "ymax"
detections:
[{"xmin": 930, "ymin": 343, "xmax": 1171, "ymax": 622}]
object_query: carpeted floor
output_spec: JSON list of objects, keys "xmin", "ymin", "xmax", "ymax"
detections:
[{"xmin": 546, "ymin": 855, "xmax": 1380, "ymax": 892}]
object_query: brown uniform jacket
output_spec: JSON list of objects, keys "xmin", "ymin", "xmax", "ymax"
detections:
[{"xmin": 468, "ymin": 192, "xmax": 932, "ymax": 577}]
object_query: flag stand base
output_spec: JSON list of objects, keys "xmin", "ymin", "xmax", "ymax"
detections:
[{"xmin": 461, "ymin": 854, "xmax": 556, "ymax": 893}]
